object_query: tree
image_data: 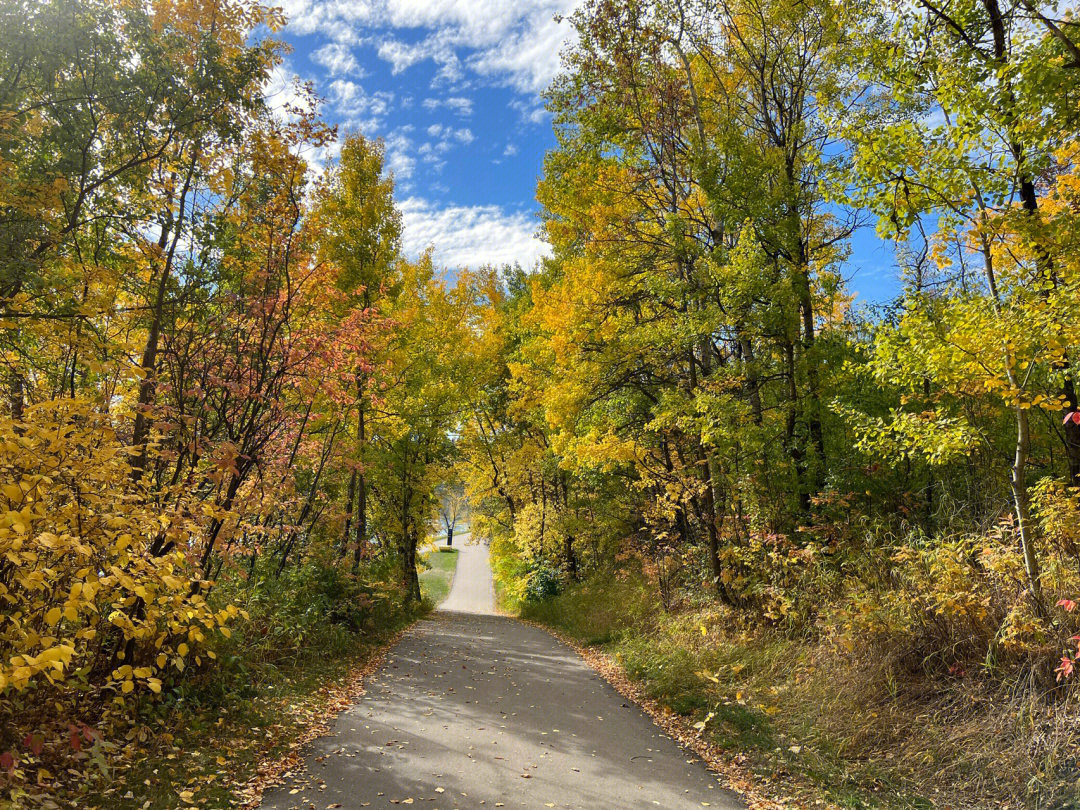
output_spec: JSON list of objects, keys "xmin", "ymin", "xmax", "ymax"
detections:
[
  {"xmin": 364, "ymin": 257, "xmax": 473, "ymax": 601},
  {"xmin": 839, "ymin": 0, "xmax": 1080, "ymax": 603},
  {"xmin": 436, "ymin": 482, "xmax": 468, "ymax": 547},
  {"xmin": 312, "ymin": 133, "xmax": 402, "ymax": 570},
  {"xmin": 525, "ymin": 0, "xmax": 854, "ymax": 607}
]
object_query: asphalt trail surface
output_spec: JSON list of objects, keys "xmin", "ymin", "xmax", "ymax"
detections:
[
  {"xmin": 257, "ymin": 541, "xmax": 744, "ymax": 810},
  {"xmin": 439, "ymin": 535, "xmax": 496, "ymax": 614}
]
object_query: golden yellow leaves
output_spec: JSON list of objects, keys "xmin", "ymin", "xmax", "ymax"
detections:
[
  {"xmin": 5, "ymin": 644, "xmax": 76, "ymax": 690},
  {"xmin": 0, "ymin": 399, "xmax": 244, "ymax": 704}
]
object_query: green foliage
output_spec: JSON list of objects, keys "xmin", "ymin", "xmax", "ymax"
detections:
[
  {"xmin": 523, "ymin": 560, "xmax": 564, "ymax": 603},
  {"xmin": 458, "ymin": 3, "xmax": 1080, "ymax": 806}
]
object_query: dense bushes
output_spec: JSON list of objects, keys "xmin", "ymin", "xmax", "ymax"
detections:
[{"xmin": 0, "ymin": 400, "xmax": 235, "ymax": 702}]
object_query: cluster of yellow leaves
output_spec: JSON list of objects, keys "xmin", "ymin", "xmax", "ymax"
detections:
[
  {"xmin": 0, "ymin": 399, "xmax": 243, "ymax": 699},
  {"xmin": 829, "ymin": 521, "xmax": 1080, "ymax": 661}
]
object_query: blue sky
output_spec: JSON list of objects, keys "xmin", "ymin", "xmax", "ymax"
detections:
[{"xmin": 271, "ymin": 0, "xmax": 899, "ymax": 302}]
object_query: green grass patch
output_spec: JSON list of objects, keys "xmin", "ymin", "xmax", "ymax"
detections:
[{"xmin": 419, "ymin": 546, "xmax": 459, "ymax": 606}]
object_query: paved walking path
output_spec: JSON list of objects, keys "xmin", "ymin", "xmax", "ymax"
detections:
[
  {"xmin": 438, "ymin": 534, "xmax": 496, "ymax": 614},
  {"xmin": 257, "ymin": 541, "xmax": 743, "ymax": 810}
]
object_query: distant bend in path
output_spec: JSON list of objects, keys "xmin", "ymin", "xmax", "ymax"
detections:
[{"xmin": 438, "ymin": 534, "xmax": 497, "ymax": 615}]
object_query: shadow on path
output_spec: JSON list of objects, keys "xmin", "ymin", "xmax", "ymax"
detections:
[{"xmin": 257, "ymin": 546, "xmax": 744, "ymax": 810}]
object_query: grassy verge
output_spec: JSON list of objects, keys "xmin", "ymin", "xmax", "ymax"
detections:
[
  {"xmin": 520, "ymin": 575, "xmax": 1079, "ymax": 810},
  {"xmin": 419, "ymin": 546, "xmax": 459, "ymax": 606}
]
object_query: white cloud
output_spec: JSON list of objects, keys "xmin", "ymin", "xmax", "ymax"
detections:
[
  {"xmin": 509, "ymin": 97, "xmax": 548, "ymax": 124},
  {"xmin": 503, "ymin": 143, "xmax": 518, "ymax": 156},
  {"xmin": 384, "ymin": 127, "xmax": 417, "ymax": 181},
  {"xmin": 277, "ymin": 0, "xmax": 376, "ymax": 36},
  {"xmin": 422, "ymin": 96, "xmax": 474, "ymax": 116},
  {"xmin": 466, "ymin": 7, "xmax": 571, "ymax": 93},
  {"xmin": 329, "ymin": 79, "xmax": 358, "ymax": 104},
  {"xmin": 312, "ymin": 42, "xmax": 364, "ymax": 76},
  {"xmin": 399, "ymin": 197, "xmax": 550, "ymax": 270},
  {"xmin": 327, "ymin": 81, "xmax": 395, "ymax": 134},
  {"xmin": 416, "ymin": 126, "xmax": 471, "ymax": 173},
  {"xmin": 376, "ymin": 39, "xmax": 426, "ymax": 74},
  {"xmin": 419, "ymin": 125, "xmax": 474, "ymax": 161},
  {"xmin": 376, "ymin": 33, "xmax": 464, "ymax": 84},
  {"xmin": 283, "ymin": 0, "xmax": 579, "ymax": 95}
]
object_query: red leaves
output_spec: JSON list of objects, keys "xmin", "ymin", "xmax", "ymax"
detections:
[
  {"xmin": 1057, "ymin": 598, "xmax": 1077, "ymax": 612},
  {"xmin": 67, "ymin": 723, "xmax": 95, "ymax": 751},
  {"xmin": 1062, "ymin": 411, "xmax": 1080, "ymax": 425},
  {"xmin": 0, "ymin": 752, "xmax": 13, "ymax": 773},
  {"xmin": 1056, "ymin": 655, "xmax": 1075, "ymax": 681},
  {"xmin": 21, "ymin": 733, "xmax": 43, "ymax": 756},
  {"xmin": 1054, "ymin": 631, "xmax": 1080, "ymax": 681}
]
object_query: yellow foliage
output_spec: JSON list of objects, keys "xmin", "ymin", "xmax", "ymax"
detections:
[{"xmin": 0, "ymin": 399, "xmax": 236, "ymax": 700}]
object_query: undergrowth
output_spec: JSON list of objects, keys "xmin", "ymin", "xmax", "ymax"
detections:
[{"xmin": 8, "ymin": 554, "xmax": 424, "ymax": 810}]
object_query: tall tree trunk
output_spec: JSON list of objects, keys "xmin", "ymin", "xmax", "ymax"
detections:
[
  {"xmin": 782, "ymin": 339, "xmax": 811, "ymax": 517},
  {"xmin": 398, "ymin": 450, "xmax": 421, "ymax": 602},
  {"xmin": 403, "ymin": 526, "xmax": 422, "ymax": 602},
  {"xmin": 131, "ymin": 150, "xmax": 199, "ymax": 479},
  {"xmin": 1010, "ymin": 403, "xmax": 1043, "ymax": 607},
  {"xmin": 564, "ymin": 534, "xmax": 578, "ymax": 581},
  {"xmin": 341, "ymin": 470, "xmax": 357, "ymax": 557},
  {"xmin": 979, "ymin": 235, "xmax": 1044, "ymax": 608},
  {"xmin": 697, "ymin": 444, "xmax": 731, "ymax": 604},
  {"xmin": 399, "ymin": 514, "xmax": 422, "ymax": 602},
  {"xmin": 790, "ymin": 214, "xmax": 826, "ymax": 486},
  {"xmin": 8, "ymin": 370, "xmax": 23, "ymax": 421},
  {"xmin": 353, "ymin": 396, "xmax": 368, "ymax": 571}
]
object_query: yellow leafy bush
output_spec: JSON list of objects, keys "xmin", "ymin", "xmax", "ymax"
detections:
[
  {"xmin": 830, "ymin": 524, "xmax": 1079, "ymax": 673},
  {"xmin": 0, "ymin": 399, "xmax": 240, "ymax": 701}
]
